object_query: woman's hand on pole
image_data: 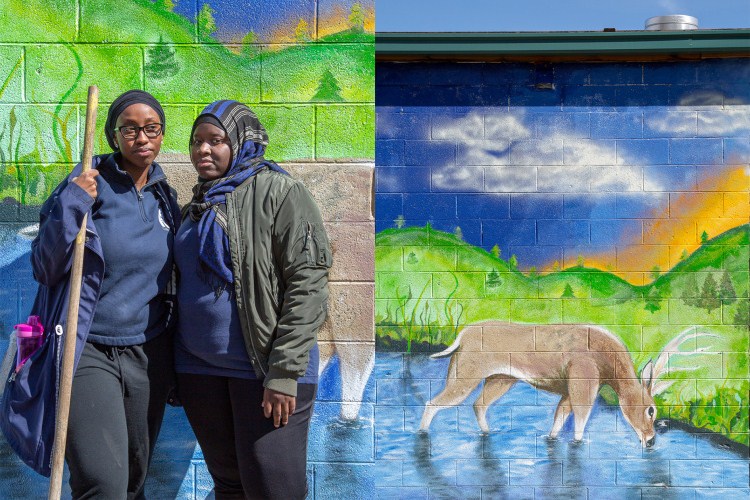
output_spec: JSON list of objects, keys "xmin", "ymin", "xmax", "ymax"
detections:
[
  {"xmin": 262, "ymin": 388, "xmax": 296, "ymax": 428},
  {"xmin": 72, "ymin": 170, "xmax": 100, "ymax": 199}
]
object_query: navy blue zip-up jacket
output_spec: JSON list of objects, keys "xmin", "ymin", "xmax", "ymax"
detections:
[{"xmin": 0, "ymin": 153, "xmax": 179, "ymax": 476}]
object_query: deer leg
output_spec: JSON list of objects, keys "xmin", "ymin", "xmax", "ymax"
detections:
[
  {"xmin": 567, "ymin": 359, "xmax": 600, "ymax": 441},
  {"xmin": 420, "ymin": 361, "xmax": 481, "ymax": 431},
  {"xmin": 473, "ymin": 375, "xmax": 516, "ymax": 433},
  {"xmin": 549, "ymin": 396, "xmax": 572, "ymax": 438},
  {"xmin": 336, "ymin": 343, "xmax": 375, "ymax": 421}
]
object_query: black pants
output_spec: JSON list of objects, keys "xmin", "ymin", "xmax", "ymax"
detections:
[
  {"xmin": 177, "ymin": 374, "xmax": 316, "ymax": 500},
  {"xmin": 66, "ymin": 334, "xmax": 173, "ymax": 500}
]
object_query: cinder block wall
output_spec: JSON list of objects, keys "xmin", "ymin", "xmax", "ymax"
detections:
[
  {"xmin": 0, "ymin": 1, "xmax": 374, "ymax": 497},
  {"xmin": 375, "ymin": 58, "xmax": 749, "ymax": 497}
]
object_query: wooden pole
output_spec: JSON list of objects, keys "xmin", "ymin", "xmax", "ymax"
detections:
[{"xmin": 48, "ymin": 85, "xmax": 98, "ymax": 500}]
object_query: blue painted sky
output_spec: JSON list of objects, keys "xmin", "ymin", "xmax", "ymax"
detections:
[
  {"xmin": 174, "ymin": 0, "xmax": 374, "ymax": 42},
  {"xmin": 377, "ymin": 0, "xmax": 750, "ymax": 31}
]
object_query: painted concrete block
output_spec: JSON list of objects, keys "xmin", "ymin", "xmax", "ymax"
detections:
[
  {"xmin": 0, "ymin": 1, "xmax": 76, "ymax": 43},
  {"xmin": 375, "ymin": 194, "xmax": 403, "ymax": 223},
  {"xmin": 643, "ymin": 62, "xmax": 697, "ymax": 84},
  {"xmin": 510, "ymin": 85, "xmax": 562, "ymax": 108},
  {"xmin": 614, "ymin": 85, "xmax": 670, "ymax": 106},
  {"xmin": 375, "ymin": 111, "xmax": 430, "ymax": 140},
  {"xmin": 563, "ymin": 139, "xmax": 617, "ymax": 165},
  {"xmin": 590, "ymin": 112, "xmax": 643, "ymax": 139},
  {"xmin": 317, "ymin": 105, "xmax": 374, "ymax": 159},
  {"xmin": 724, "ymin": 138, "xmax": 750, "ymax": 164},
  {"xmin": 0, "ymin": 105, "xmax": 79, "ymax": 173},
  {"xmin": 431, "ymin": 166, "xmax": 484, "ymax": 193},
  {"xmin": 456, "ymin": 194, "xmax": 510, "ymax": 219},
  {"xmin": 403, "ymin": 194, "xmax": 455, "ymax": 220},
  {"xmin": 376, "ymin": 166, "xmax": 430, "ymax": 193},
  {"xmin": 670, "ymin": 138, "xmax": 723, "ymax": 165},
  {"xmin": 79, "ymin": 0, "xmax": 197, "ymax": 43},
  {"xmin": 485, "ymin": 112, "xmax": 533, "ymax": 140},
  {"xmin": 0, "ymin": 46, "xmax": 23, "ymax": 102},
  {"xmin": 588, "ymin": 63, "xmax": 643, "ymax": 85},
  {"xmin": 616, "ymin": 193, "xmax": 670, "ymax": 219},
  {"xmin": 257, "ymin": 105, "xmax": 316, "ymax": 161},
  {"xmin": 563, "ymin": 194, "xmax": 617, "ymax": 219},
  {"xmin": 510, "ymin": 140, "xmax": 563, "ymax": 166},
  {"xmin": 485, "ymin": 166, "xmax": 538, "ymax": 192},
  {"xmin": 510, "ymin": 194, "xmax": 563, "ymax": 220},
  {"xmin": 404, "ymin": 140, "xmax": 456, "ymax": 166},
  {"xmin": 617, "ymin": 139, "xmax": 669, "ymax": 165},
  {"xmin": 562, "ymin": 85, "xmax": 617, "ymax": 108},
  {"xmin": 537, "ymin": 166, "xmax": 589, "ymax": 192},
  {"xmin": 590, "ymin": 220, "xmax": 642, "ymax": 245},
  {"xmin": 376, "ymin": 140, "xmax": 404, "ymax": 166},
  {"xmin": 643, "ymin": 110, "xmax": 697, "ymax": 138},
  {"xmin": 483, "ymin": 63, "xmax": 535, "ymax": 86},
  {"xmin": 457, "ymin": 140, "xmax": 511, "ymax": 166},
  {"xmin": 537, "ymin": 220, "xmax": 590, "ymax": 246},
  {"xmin": 26, "ymin": 44, "xmax": 142, "ymax": 104},
  {"xmin": 535, "ymin": 112, "xmax": 590, "ymax": 139},
  {"xmin": 698, "ymin": 108, "xmax": 750, "ymax": 138}
]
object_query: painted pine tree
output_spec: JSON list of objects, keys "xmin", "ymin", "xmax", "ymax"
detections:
[
  {"xmin": 312, "ymin": 69, "xmax": 344, "ymax": 101},
  {"xmin": 146, "ymin": 36, "xmax": 179, "ymax": 78},
  {"xmin": 719, "ymin": 270, "xmax": 737, "ymax": 305},
  {"xmin": 348, "ymin": 2, "xmax": 365, "ymax": 32},
  {"xmin": 198, "ymin": 3, "xmax": 217, "ymax": 38}
]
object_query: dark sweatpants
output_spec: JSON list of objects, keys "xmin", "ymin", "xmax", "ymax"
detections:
[
  {"xmin": 177, "ymin": 374, "xmax": 316, "ymax": 500},
  {"xmin": 65, "ymin": 333, "xmax": 173, "ymax": 500}
]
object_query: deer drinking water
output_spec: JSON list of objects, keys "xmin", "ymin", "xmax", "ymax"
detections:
[{"xmin": 419, "ymin": 321, "xmax": 714, "ymax": 447}]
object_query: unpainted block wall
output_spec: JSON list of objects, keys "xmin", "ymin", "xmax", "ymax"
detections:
[
  {"xmin": 0, "ymin": 0, "xmax": 374, "ymax": 497},
  {"xmin": 375, "ymin": 58, "xmax": 749, "ymax": 498}
]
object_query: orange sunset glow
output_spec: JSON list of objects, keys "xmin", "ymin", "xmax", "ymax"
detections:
[{"xmin": 575, "ymin": 166, "xmax": 749, "ymax": 285}]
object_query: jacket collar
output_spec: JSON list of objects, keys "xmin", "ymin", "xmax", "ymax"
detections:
[{"xmin": 100, "ymin": 152, "xmax": 167, "ymax": 190}]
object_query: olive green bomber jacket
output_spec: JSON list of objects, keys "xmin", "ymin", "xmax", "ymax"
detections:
[{"xmin": 225, "ymin": 168, "xmax": 332, "ymax": 397}]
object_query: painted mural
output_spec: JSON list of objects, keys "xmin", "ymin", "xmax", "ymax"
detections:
[
  {"xmin": 375, "ymin": 59, "xmax": 749, "ymax": 497},
  {"xmin": 0, "ymin": 0, "xmax": 375, "ymax": 497}
]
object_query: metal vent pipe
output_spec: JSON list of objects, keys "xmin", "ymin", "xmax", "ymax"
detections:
[{"xmin": 645, "ymin": 15, "xmax": 699, "ymax": 31}]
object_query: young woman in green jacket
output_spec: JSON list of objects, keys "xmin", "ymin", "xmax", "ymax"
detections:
[{"xmin": 174, "ymin": 100, "xmax": 331, "ymax": 499}]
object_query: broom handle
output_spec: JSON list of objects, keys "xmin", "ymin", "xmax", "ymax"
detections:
[{"xmin": 48, "ymin": 85, "xmax": 98, "ymax": 500}]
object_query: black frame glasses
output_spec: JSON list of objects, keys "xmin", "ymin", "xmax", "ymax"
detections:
[{"xmin": 115, "ymin": 123, "xmax": 164, "ymax": 140}]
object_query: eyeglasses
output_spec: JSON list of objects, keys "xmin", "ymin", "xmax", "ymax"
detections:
[{"xmin": 115, "ymin": 123, "xmax": 164, "ymax": 140}]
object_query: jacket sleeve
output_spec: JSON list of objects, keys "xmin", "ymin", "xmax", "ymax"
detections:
[
  {"xmin": 30, "ymin": 164, "xmax": 96, "ymax": 287},
  {"xmin": 265, "ymin": 182, "xmax": 332, "ymax": 396}
]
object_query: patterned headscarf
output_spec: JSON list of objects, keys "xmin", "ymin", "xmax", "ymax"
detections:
[{"xmin": 188, "ymin": 100, "xmax": 288, "ymax": 292}]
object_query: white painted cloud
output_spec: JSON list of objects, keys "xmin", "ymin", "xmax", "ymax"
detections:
[
  {"xmin": 429, "ymin": 111, "xmax": 659, "ymax": 193},
  {"xmin": 697, "ymin": 107, "xmax": 750, "ymax": 136},
  {"xmin": 432, "ymin": 166, "xmax": 484, "ymax": 191}
]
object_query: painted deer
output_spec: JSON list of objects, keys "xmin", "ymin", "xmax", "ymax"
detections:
[{"xmin": 419, "ymin": 321, "xmax": 715, "ymax": 447}]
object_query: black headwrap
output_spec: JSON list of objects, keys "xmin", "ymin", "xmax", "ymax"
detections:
[{"xmin": 104, "ymin": 90, "xmax": 166, "ymax": 151}]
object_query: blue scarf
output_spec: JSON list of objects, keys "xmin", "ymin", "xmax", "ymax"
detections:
[{"xmin": 188, "ymin": 102, "xmax": 288, "ymax": 291}]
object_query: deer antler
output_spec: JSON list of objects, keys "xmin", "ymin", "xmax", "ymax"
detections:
[{"xmin": 650, "ymin": 327, "xmax": 719, "ymax": 395}]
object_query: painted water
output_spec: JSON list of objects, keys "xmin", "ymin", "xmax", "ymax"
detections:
[{"xmin": 373, "ymin": 353, "xmax": 749, "ymax": 499}]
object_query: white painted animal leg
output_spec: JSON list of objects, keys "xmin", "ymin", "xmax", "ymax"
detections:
[
  {"xmin": 567, "ymin": 360, "xmax": 600, "ymax": 441},
  {"xmin": 318, "ymin": 342, "xmax": 335, "ymax": 377},
  {"xmin": 336, "ymin": 342, "xmax": 375, "ymax": 421},
  {"xmin": 549, "ymin": 396, "xmax": 571, "ymax": 438},
  {"xmin": 473, "ymin": 375, "xmax": 516, "ymax": 433},
  {"xmin": 420, "ymin": 375, "xmax": 481, "ymax": 431}
]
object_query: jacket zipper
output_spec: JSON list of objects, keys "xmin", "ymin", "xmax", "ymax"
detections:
[{"xmin": 227, "ymin": 192, "xmax": 267, "ymax": 377}]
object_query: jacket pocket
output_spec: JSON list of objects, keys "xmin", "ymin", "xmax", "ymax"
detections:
[{"xmin": 303, "ymin": 221, "xmax": 333, "ymax": 268}]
